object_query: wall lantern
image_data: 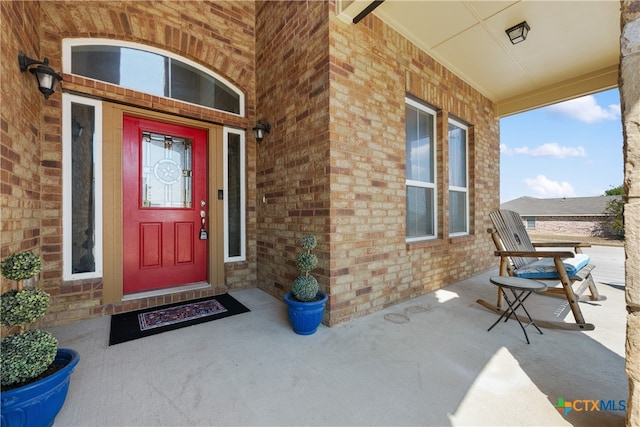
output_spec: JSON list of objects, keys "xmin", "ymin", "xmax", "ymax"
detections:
[
  {"xmin": 505, "ymin": 21, "xmax": 530, "ymax": 45},
  {"xmin": 18, "ymin": 52, "xmax": 63, "ymax": 99},
  {"xmin": 252, "ymin": 121, "xmax": 271, "ymax": 143}
]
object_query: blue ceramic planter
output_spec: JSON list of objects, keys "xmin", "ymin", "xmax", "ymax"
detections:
[
  {"xmin": 284, "ymin": 291, "xmax": 328, "ymax": 335},
  {"xmin": 1, "ymin": 348, "xmax": 80, "ymax": 427}
]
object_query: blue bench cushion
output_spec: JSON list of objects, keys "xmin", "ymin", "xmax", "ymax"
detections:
[{"xmin": 515, "ymin": 253, "xmax": 590, "ymax": 279}]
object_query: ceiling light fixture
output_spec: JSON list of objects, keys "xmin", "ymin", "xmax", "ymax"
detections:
[{"xmin": 506, "ymin": 21, "xmax": 530, "ymax": 45}]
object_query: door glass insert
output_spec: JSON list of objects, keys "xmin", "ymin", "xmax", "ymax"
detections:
[
  {"xmin": 141, "ymin": 131, "xmax": 192, "ymax": 208},
  {"xmin": 227, "ymin": 132, "xmax": 241, "ymax": 257},
  {"xmin": 71, "ymin": 102, "xmax": 97, "ymax": 273}
]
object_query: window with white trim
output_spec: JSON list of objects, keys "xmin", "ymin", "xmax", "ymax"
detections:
[
  {"xmin": 63, "ymin": 94, "xmax": 103, "ymax": 279},
  {"xmin": 406, "ymin": 98, "xmax": 437, "ymax": 241},
  {"xmin": 63, "ymin": 39, "xmax": 244, "ymax": 116},
  {"xmin": 526, "ymin": 216, "xmax": 536, "ymax": 229},
  {"xmin": 448, "ymin": 118, "xmax": 469, "ymax": 236},
  {"xmin": 224, "ymin": 128, "xmax": 246, "ymax": 261}
]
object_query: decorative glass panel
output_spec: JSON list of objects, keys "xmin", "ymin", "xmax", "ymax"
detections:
[
  {"xmin": 170, "ymin": 59, "xmax": 215, "ymax": 108},
  {"xmin": 71, "ymin": 103, "xmax": 96, "ymax": 273},
  {"xmin": 70, "ymin": 44, "xmax": 241, "ymax": 114},
  {"xmin": 227, "ymin": 133, "xmax": 242, "ymax": 257},
  {"xmin": 141, "ymin": 132, "xmax": 192, "ymax": 208},
  {"xmin": 64, "ymin": 94, "xmax": 103, "ymax": 280}
]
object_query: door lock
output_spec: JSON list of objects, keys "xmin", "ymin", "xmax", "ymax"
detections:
[
  {"xmin": 199, "ymin": 228, "xmax": 208, "ymax": 240},
  {"xmin": 199, "ymin": 208, "xmax": 208, "ymax": 240}
]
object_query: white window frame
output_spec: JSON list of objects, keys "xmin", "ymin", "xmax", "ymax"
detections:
[
  {"xmin": 448, "ymin": 117, "xmax": 469, "ymax": 237},
  {"xmin": 62, "ymin": 94, "xmax": 103, "ymax": 280},
  {"xmin": 526, "ymin": 216, "xmax": 536, "ymax": 229},
  {"xmin": 62, "ymin": 38, "xmax": 245, "ymax": 117},
  {"xmin": 223, "ymin": 127, "xmax": 246, "ymax": 262},
  {"xmin": 405, "ymin": 97, "xmax": 438, "ymax": 242}
]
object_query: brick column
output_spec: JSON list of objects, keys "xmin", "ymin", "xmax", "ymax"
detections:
[{"xmin": 620, "ymin": 1, "xmax": 640, "ymax": 425}]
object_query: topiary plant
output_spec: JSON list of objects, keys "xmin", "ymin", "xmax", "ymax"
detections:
[
  {"xmin": 1, "ymin": 330, "xmax": 57, "ymax": 386},
  {"xmin": 1, "ymin": 288, "xmax": 51, "ymax": 327},
  {"xmin": 291, "ymin": 235, "xmax": 320, "ymax": 302},
  {"xmin": 0, "ymin": 251, "xmax": 57, "ymax": 388},
  {"xmin": 0, "ymin": 250, "xmax": 42, "ymax": 282}
]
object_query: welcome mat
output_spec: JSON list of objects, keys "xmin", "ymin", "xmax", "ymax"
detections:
[{"xmin": 109, "ymin": 294, "xmax": 250, "ymax": 345}]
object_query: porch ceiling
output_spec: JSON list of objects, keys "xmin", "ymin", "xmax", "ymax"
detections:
[{"xmin": 337, "ymin": 0, "xmax": 621, "ymax": 117}]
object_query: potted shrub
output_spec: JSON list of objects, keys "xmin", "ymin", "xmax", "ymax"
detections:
[
  {"xmin": 0, "ymin": 250, "xmax": 80, "ymax": 427},
  {"xmin": 283, "ymin": 235, "xmax": 328, "ymax": 335}
]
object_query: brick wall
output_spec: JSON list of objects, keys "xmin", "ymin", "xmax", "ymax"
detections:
[
  {"xmin": 255, "ymin": 1, "xmax": 499, "ymax": 326},
  {"xmin": 326, "ymin": 6, "xmax": 498, "ymax": 324},
  {"xmin": 3, "ymin": 0, "xmax": 500, "ymax": 329},
  {"xmin": 254, "ymin": 1, "xmax": 332, "ymax": 299},
  {"xmin": 526, "ymin": 216, "xmax": 616, "ymax": 237},
  {"xmin": 2, "ymin": 0, "xmax": 258, "ymax": 327},
  {"xmin": 1, "ymin": 1, "xmax": 45, "ymax": 336},
  {"xmin": 1, "ymin": 1, "xmax": 43, "ymax": 296}
]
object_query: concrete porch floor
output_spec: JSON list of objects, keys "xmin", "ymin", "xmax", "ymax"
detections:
[{"xmin": 49, "ymin": 246, "xmax": 627, "ymax": 426}]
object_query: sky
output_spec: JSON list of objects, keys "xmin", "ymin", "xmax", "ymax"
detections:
[{"xmin": 499, "ymin": 88, "xmax": 623, "ymax": 203}]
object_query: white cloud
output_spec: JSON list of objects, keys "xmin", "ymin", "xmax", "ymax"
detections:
[
  {"xmin": 514, "ymin": 142, "xmax": 586, "ymax": 158},
  {"xmin": 524, "ymin": 175, "xmax": 576, "ymax": 198},
  {"xmin": 502, "ymin": 142, "xmax": 586, "ymax": 158},
  {"xmin": 547, "ymin": 95, "xmax": 620, "ymax": 123}
]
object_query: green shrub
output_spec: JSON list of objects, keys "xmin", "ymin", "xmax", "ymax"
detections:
[
  {"xmin": 0, "ymin": 251, "xmax": 58, "ymax": 388},
  {"xmin": 291, "ymin": 235, "xmax": 321, "ymax": 302},
  {"xmin": 300, "ymin": 235, "xmax": 317, "ymax": 251},
  {"xmin": 0, "ymin": 251, "xmax": 42, "ymax": 281},
  {"xmin": 292, "ymin": 275, "xmax": 319, "ymax": 302},
  {"xmin": 603, "ymin": 197, "xmax": 625, "ymax": 237},
  {"xmin": 1, "ymin": 288, "xmax": 51, "ymax": 327},
  {"xmin": 296, "ymin": 252, "xmax": 318, "ymax": 273},
  {"xmin": 1, "ymin": 330, "xmax": 57, "ymax": 386}
]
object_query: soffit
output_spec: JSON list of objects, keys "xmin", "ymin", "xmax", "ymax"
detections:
[{"xmin": 337, "ymin": 0, "xmax": 620, "ymax": 116}]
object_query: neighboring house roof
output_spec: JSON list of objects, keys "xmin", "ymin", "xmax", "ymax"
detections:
[{"xmin": 500, "ymin": 196, "xmax": 622, "ymax": 217}]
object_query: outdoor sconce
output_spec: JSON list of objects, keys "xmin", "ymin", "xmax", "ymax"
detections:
[
  {"xmin": 505, "ymin": 21, "xmax": 530, "ymax": 45},
  {"xmin": 18, "ymin": 52, "xmax": 63, "ymax": 99},
  {"xmin": 253, "ymin": 121, "xmax": 271, "ymax": 143}
]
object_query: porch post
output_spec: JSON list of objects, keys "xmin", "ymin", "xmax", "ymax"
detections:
[{"xmin": 620, "ymin": 1, "xmax": 640, "ymax": 425}]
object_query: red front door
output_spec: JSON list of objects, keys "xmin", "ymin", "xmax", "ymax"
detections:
[{"xmin": 123, "ymin": 116, "xmax": 208, "ymax": 294}]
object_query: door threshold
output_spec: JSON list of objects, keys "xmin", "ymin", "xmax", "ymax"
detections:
[{"xmin": 122, "ymin": 282, "xmax": 212, "ymax": 301}]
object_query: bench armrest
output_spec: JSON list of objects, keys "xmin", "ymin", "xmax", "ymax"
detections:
[
  {"xmin": 494, "ymin": 250, "xmax": 576, "ymax": 258},
  {"xmin": 532, "ymin": 242, "xmax": 591, "ymax": 248}
]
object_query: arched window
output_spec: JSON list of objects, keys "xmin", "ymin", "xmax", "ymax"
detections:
[{"xmin": 63, "ymin": 39, "xmax": 243, "ymax": 115}]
